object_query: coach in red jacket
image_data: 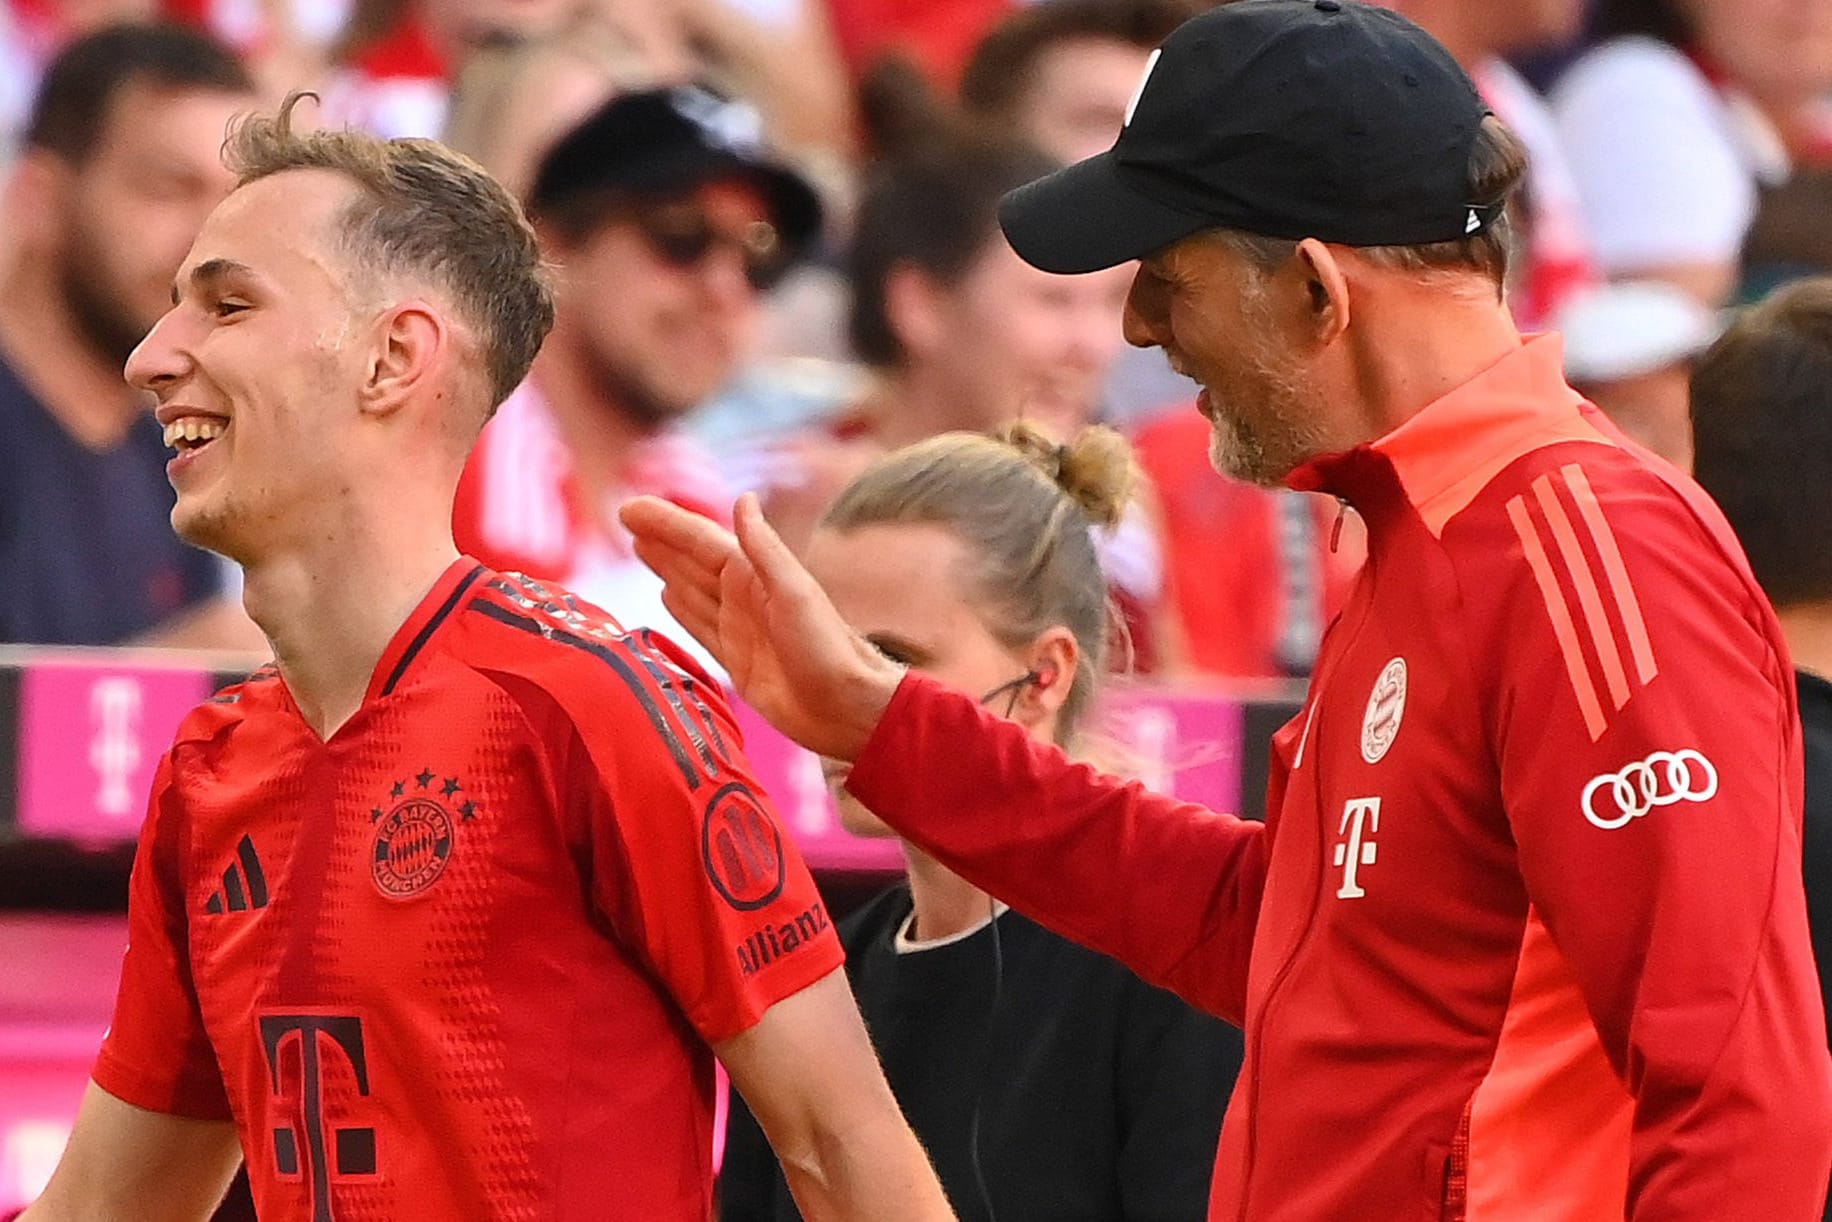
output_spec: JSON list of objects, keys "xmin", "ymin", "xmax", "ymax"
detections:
[{"xmin": 625, "ymin": 2, "xmax": 1832, "ymax": 1218}]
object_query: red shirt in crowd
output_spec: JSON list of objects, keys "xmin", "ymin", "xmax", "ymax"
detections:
[
  {"xmin": 1133, "ymin": 408, "xmax": 1360, "ymax": 680},
  {"xmin": 845, "ymin": 337, "xmax": 1832, "ymax": 1218},
  {"xmin": 94, "ymin": 561, "xmax": 840, "ymax": 1220}
]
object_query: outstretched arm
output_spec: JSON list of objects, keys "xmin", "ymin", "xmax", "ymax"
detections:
[{"xmin": 623, "ymin": 494, "xmax": 1270, "ymax": 1020}]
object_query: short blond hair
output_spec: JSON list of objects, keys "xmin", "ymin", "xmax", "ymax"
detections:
[{"xmin": 224, "ymin": 92, "xmax": 554, "ymax": 412}]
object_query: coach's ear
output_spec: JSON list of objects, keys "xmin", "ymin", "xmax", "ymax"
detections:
[
  {"xmin": 359, "ymin": 300, "xmax": 448, "ymax": 420},
  {"xmin": 1292, "ymin": 238, "xmax": 1350, "ymax": 347}
]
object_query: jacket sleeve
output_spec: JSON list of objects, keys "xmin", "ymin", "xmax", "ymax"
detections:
[
  {"xmin": 1475, "ymin": 459, "xmax": 1832, "ymax": 1218},
  {"xmin": 844, "ymin": 674, "xmax": 1268, "ymax": 1024}
]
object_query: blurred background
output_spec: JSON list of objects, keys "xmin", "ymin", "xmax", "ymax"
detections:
[{"xmin": 5, "ymin": 0, "xmax": 1832, "ymax": 1214}]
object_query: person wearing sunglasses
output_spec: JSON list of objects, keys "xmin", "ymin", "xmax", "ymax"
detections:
[
  {"xmin": 452, "ymin": 83, "xmax": 821, "ymax": 671},
  {"xmin": 720, "ymin": 422, "xmax": 1241, "ymax": 1222}
]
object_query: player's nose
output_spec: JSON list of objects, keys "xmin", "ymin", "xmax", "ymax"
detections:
[{"xmin": 124, "ymin": 308, "xmax": 191, "ymax": 397}]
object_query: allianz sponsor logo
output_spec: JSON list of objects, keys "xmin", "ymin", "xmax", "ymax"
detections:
[
  {"xmin": 1581, "ymin": 748, "xmax": 1718, "ymax": 830},
  {"xmin": 736, "ymin": 901, "xmax": 830, "ymax": 976}
]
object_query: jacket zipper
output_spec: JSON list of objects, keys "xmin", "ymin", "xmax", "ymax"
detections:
[{"xmin": 1236, "ymin": 546, "xmax": 1379, "ymax": 1222}]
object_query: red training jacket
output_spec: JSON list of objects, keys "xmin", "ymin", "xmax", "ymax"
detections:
[{"xmin": 845, "ymin": 336, "xmax": 1832, "ymax": 1220}]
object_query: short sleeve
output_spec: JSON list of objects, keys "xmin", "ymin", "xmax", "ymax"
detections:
[
  {"xmin": 561, "ymin": 628, "xmax": 843, "ymax": 1044},
  {"xmin": 1551, "ymin": 38, "xmax": 1758, "ymax": 274},
  {"xmin": 92, "ymin": 752, "xmax": 232, "ymax": 1120}
]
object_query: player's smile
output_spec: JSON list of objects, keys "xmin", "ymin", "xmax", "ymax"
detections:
[{"xmin": 156, "ymin": 404, "xmax": 231, "ymax": 479}]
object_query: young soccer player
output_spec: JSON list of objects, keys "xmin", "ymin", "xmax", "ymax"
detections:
[{"xmin": 21, "ymin": 97, "xmax": 951, "ymax": 1222}]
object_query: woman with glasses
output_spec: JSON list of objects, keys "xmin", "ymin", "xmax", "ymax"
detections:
[{"xmin": 719, "ymin": 423, "xmax": 1242, "ymax": 1222}]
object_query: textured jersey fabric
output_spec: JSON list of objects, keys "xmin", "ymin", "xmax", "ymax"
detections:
[
  {"xmin": 94, "ymin": 560, "xmax": 840, "ymax": 1220},
  {"xmin": 846, "ymin": 336, "xmax": 1832, "ymax": 1220}
]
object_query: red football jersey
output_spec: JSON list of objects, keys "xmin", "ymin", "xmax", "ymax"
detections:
[{"xmin": 93, "ymin": 561, "xmax": 842, "ymax": 1220}]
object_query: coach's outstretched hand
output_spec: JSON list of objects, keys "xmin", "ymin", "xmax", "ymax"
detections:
[{"xmin": 621, "ymin": 493, "xmax": 905, "ymax": 761}]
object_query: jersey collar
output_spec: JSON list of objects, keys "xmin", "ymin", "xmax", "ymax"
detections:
[
  {"xmin": 1287, "ymin": 335, "xmax": 1584, "ymax": 509},
  {"xmin": 363, "ymin": 557, "xmax": 488, "ymax": 704}
]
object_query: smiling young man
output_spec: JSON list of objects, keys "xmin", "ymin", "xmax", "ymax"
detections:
[
  {"xmin": 623, "ymin": 1, "xmax": 1832, "ymax": 1218},
  {"xmin": 19, "ymin": 97, "xmax": 950, "ymax": 1222}
]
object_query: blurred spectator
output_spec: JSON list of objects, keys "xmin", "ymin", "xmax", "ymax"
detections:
[
  {"xmin": 958, "ymin": 0, "xmax": 1202, "ymax": 164},
  {"xmin": 1557, "ymin": 280, "xmax": 1719, "ymax": 471},
  {"xmin": 1688, "ymin": 278, "xmax": 1832, "ymax": 1106},
  {"xmin": 758, "ymin": 128, "xmax": 1182, "ymax": 671},
  {"xmin": 453, "ymin": 85, "xmax": 822, "ymax": 668},
  {"xmin": 1740, "ymin": 168, "xmax": 1832, "ymax": 300},
  {"xmin": 956, "ymin": 0, "xmax": 1205, "ymax": 425},
  {"xmin": 322, "ymin": 0, "xmax": 855, "ymax": 164},
  {"xmin": 319, "ymin": 0, "xmax": 585, "ymax": 136},
  {"xmin": 1384, "ymin": 0, "xmax": 1595, "ymax": 330},
  {"xmin": 0, "ymin": 23, "xmax": 257, "ymax": 646},
  {"xmin": 440, "ymin": 13, "xmax": 650, "ymax": 199},
  {"xmin": 721, "ymin": 424, "xmax": 1240, "ymax": 1222},
  {"xmin": 1552, "ymin": 0, "xmax": 1832, "ymax": 306},
  {"xmin": 825, "ymin": 0, "xmax": 1009, "ymax": 89},
  {"xmin": 0, "ymin": 0, "xmax": 157, "ymax": 154}
]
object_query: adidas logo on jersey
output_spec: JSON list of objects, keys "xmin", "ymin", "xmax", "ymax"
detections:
[{"xmin": 204, "ymin": 834, "xmax": 269, "ymax": 914}]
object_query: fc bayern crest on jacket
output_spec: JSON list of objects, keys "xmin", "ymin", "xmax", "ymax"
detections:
[
  {"xmin": 370, "ymin": 768, "xmax": 479, "ymax": 899},
  {"xmin": 1360, "ymin": 657, "xmax": 1407, "ymax": 765}
]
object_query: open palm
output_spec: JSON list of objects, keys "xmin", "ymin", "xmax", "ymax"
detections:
[{"xmin": 621, "ymin": 494, "xmax": 903, "ymax": 760}]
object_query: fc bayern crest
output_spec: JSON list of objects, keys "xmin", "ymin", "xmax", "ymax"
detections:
[
  {"xmin": 370, "ymin": 769, "xmax": 477, "ymax": 900},
  {"xmin": 1360, "ymin": 658, "xmax": 1408, "ymax": 765}
]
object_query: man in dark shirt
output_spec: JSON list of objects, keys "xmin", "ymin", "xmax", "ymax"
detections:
[
  {"xmin": 1689, "ymin": 277, "xmax": 1832, "ymax": 1221},
  {"xmin": 0, "ymin": 25, "xmax": 256, "ymax": 645}
]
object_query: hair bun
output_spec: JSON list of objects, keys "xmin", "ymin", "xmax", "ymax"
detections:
[{"xmin": 995, "ymin": 421, "xmax": 1138, "ymax": 528}]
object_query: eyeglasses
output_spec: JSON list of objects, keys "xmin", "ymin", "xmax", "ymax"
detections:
[
  {"xmin": 978, "ymin": 671, "xmax": 1041, "ymax": 718},
  {"xmin": 634, "ymin": 203, "xmax": 790, "ymax": 291}
]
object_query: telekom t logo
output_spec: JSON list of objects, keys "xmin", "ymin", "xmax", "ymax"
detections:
[
  {"xmin": 260, "ymin": 1014, "xmax": 376, "ymax": 1221},
  {"xmin": 1334, "ymin": 797, "xmax": 1381, "ymax": 899},
  {"xmin": 88, "ymin": 677, "xmax": 143, "ymax": 818}
]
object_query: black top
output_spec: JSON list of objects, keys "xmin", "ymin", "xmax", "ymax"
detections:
[
  {"xmin": 1799, "ymin": 670, "xmax": 1832, "ymax": 1222},
  {"xmin": 1799, "ymin": 671, "xmax": 1832, "ymax": 1040},
  {"xmin": 0, "ymin": 354, "xmax": 218, "ymax": 644},
  {"xmin": 720, "ymin": 885, "xmax": 1242, "ymax": 1222}
]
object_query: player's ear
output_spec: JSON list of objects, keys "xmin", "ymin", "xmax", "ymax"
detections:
[{"xmin": 360, "ymin": 301, "xmax": 448, "ymax": 420}]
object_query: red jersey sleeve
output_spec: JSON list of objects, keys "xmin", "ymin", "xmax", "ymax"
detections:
[
  {"xmin": 846, "ymin": 674, "xmax": 1266, "ymax": 1023},
  {"xmin": 558, "ymin": 629, "xmax": 842, "ymax": 1044},
  {"xmin": 92, "ymin": 751, "xmax": 232, "ymax": 1120},
  {"xmin": 1467, "ymin": 455, "xmax": 1832, "ymax": 1217}
]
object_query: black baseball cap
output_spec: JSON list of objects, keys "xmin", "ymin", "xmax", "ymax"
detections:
[
  {"xmin": 999, "ymin": 0, "xmax": 1500, "ymax": 274},
  {"xmin": 530, "ymin": 84, "xmax": 823, "ymax": 255}
]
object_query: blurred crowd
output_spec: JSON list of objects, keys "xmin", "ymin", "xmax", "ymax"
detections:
[
  {"xmin": 8, "ymin": 3, "xmax": 1832, "ymax": 1220},
  {"xmin": 4, "ymin": 0, "xmax": 1832, "ymax": 665}
]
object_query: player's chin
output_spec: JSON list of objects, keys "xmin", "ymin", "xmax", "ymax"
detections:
[{"xmin": 171, "ymin": 493, "xmax": 237, "ymax": 556}]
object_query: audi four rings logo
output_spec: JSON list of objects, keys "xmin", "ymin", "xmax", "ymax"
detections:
[{"xmin": 1580, "ymin": 749, "xmax": 1719, "ymax": 830}]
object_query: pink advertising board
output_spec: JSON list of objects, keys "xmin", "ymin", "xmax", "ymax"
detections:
[
  {"xmin": 6, "ymin": 654, "xmax": 1254, "ymax": 868},
  {"xmin": 16, "ymin": 662, "xmax": 214, "ymax": 841},
  {"xmin": 732, "ymin": 683, "xmax": 1246, "ymax": 872}
]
